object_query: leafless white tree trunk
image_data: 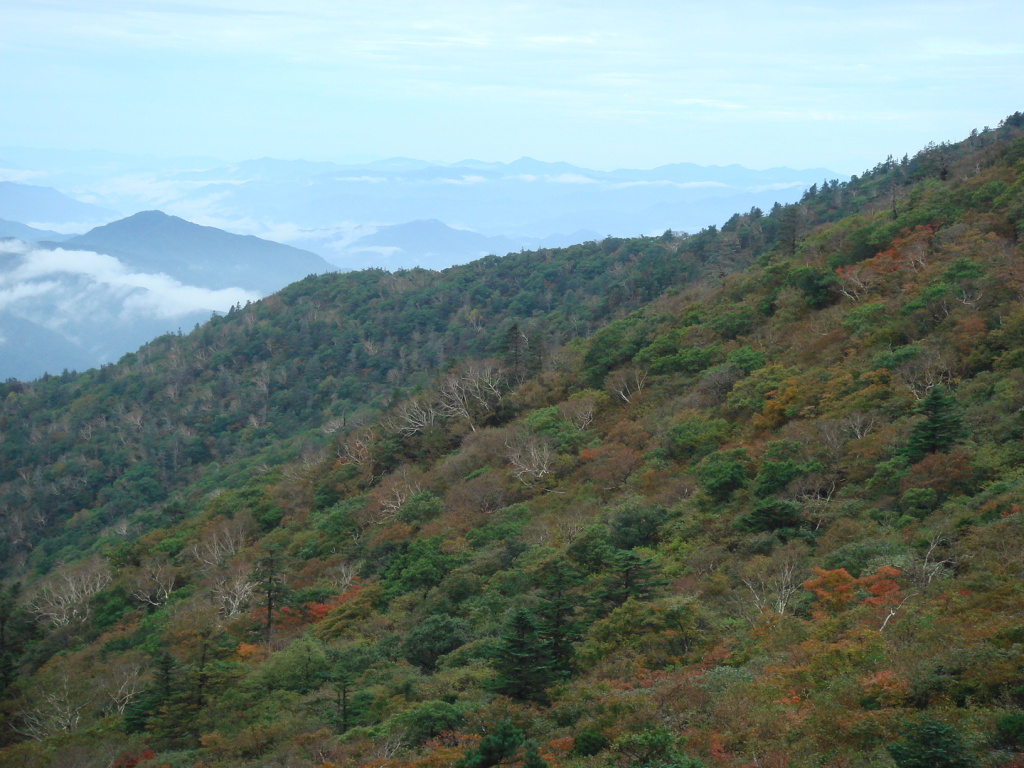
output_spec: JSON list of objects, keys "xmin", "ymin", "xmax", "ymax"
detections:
[
  {"xmin": 14, "ymin": 672, "xmax": 86, "ymax": 740},
  {"xmin": 559, "ymin": 394, "xmax": 599, "ymax": 431},
  {"xmin": 739, "ymin": 543, "xmax": 807, "ymax": 620},
  {"xmin": 209, "ymin": 558, "xmax": 257, "ymax": 618},
  {"xmin": 99, "ymin": 651, "xmax": 151, "ymax": 715},
  {"xmin": 129, "ymin": 556, "xmax": 178, "ymax": 607},
  {"xmin": 386, "ymin": 396, "xmax": 440, "ymax": 436},
  {"xmin": 841, "ymin": 410, "xmax": 882, "ymax": 440},
  {"xmin": 504, "ymin": 433, "xmax": 555, "ymax": 485},
  {"xmin": 368, "ymin": 468, "xmax": 422, "ymax": 523},
  {"xmin": 436, "ymin": 362, "xmax": 507, "ymax": 430},
  {"xmin": 337, "ymin": 428, "xmax": 376, "ymax": 466},
  {"xmin": 326, "ymin": 559, "xmax": 359, "ymax": 592},
  {"xmin": 188, "ymin": 514, "xmax": 252, "ymax": 569},
  {"xmin": 607, "ymin": 366, "xmax": 648, "ymax": 403},
  {"xmin": 26, "ymin": 557, "xmax": 111, "ymax": 627}
]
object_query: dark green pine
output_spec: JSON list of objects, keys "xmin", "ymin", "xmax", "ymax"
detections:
[
  {"xmin": 905, "ymin": 385, "xmax": 965, "ymax": 461},
  {"xmin": 491, "ymin": 608, "xmax": 556, "ymax": 702}
]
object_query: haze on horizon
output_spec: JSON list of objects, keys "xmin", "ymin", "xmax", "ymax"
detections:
[{"xmin": 1, "ymin": 0, "xmax": 1022, "ymax": 176}]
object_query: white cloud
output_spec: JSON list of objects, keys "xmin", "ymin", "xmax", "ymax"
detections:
[
  {"xmin": 0, "ymin": 168, "xmax": 48, "ymax": 183},
  {"xmin": 261, "ymin": 221, "xmax": 373, "ymax": 249},
  {"xmin": 333, "ymin": 176, "xmax": 388, "ymax": 183},
  {"xmin": 750, "ymin": 182, "xmax": 810, "ymax": 192},
  {"xmin": 347, "ymin": 245, "xmax": 402, "ymax": 258},
  {"xmin": 613, "ymin": 180, "xmax": 732, "ymax": 189},
  {"xmin": 0, "ymin": 280, "xmax": 62, "ymax": 310},
  {"xmin": 439, "ymin": 175, "xmax": 486, "ymax": 185},
  {"xmin": 84, "ymin": 175, "xmax": 246, "ymax": 216},
  {"xmin": 547, "ymin": 174, "xmax": 599, "ymax": 184},
  {"xmin": 0, "ymin": 245, "xmax": 258, "ymax": 319}
]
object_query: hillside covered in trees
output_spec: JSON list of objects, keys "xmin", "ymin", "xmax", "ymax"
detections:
[{"xmin": 2, "ymin": 112, "xmax": 1024, "ymax": 768}]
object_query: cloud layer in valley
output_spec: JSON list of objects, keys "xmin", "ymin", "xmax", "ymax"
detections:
[
  {"xmin": 0, "ymin": 241, "xmax": 258, "ymax": 324},
  {"xmin": 0, "ymin": 239, "xmax": 258, "ymax": 378}
]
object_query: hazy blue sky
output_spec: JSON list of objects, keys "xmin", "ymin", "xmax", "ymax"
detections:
[{"xmin": 2, "ymin": 0, "xmax": 1022, "ymax": 173}]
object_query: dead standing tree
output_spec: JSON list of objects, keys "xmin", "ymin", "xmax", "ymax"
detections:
[
  {"xmin": 26, "ymin": 557, "xmax": 111, "ymax": 628},
  {"xmin": 436, "ymin": 362, "xmax": 507, "ymax": 431},
  {"xmin": 504, "ymin": 433, "xmax": 555, "ymax": 486},
  {"xmin": 128, "ymin": 556, "xmax": 178, "ymax": 608}
]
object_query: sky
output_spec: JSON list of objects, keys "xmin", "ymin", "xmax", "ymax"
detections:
[{"xmin": 1, "ymin": 0, "xmax": 1022, "ymax": 175}]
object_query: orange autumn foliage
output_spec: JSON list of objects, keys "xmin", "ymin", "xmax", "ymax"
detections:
[
  {"xmin": 803, "ymin": 566, "xmax": 904, "ymax": 618},
  {"xmin": 270, "ymin": 583, "xmax": 365, "ymax": 633},
  {"xmin": 860, "ymin": 669, "xmax": 909, "ymax": 706}
]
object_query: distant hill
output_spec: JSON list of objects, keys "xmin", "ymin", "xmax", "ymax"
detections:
[
  {"xmin": 0, "ymin": 180, "xmax": 112, "ymax": 226},
  {"xmin": 59, "ymin": 210, "xmax": 337, "ymax": 293},
  {"xmin": 0, "ymin": 217, "xmax": 73, "ymax": 242},
  {"xmin": 0, "ymin": 212, "xmax": 336, "ymax": 379},
  {"xmin": 0, "ymin": 311, "xmax": 97, "ymax": 379}
]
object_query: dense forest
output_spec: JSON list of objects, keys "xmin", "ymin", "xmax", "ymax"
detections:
[{"xmin": 2, "ymin": 112, "xmax": 1024, "ymax": 768}]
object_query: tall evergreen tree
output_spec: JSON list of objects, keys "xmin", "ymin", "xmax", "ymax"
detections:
[
  {"xmin": 255, "ymin": 547, "xmax": 289, "ymax": 642},
  {"xmin": 590, "ymin": 549, "xmax": 667, "ymax": 618},
  {"xmin": 533, "ymin": 558, "xmax": 583, "ymax": 677},
  {"xmin": 455, "ymin": 720, "xmax": 525, "ymax": 768},
  {"xmin": 906, "ymin": 385, "xmax": 966, "ymax": 461},
  {"xmin": 889, "ymin": 719, "xmax": 975, "ymax": 768},
  {"xmin": 0, "ymin": 583, "xmax": 22, "ymax": 692},
  {"xmin": 491, "ymin": 608, "xmax": 557, "ymax": 702},
  {"xmin": 124, "ymin": 651, "xmax": 175, "ymax": 735}
]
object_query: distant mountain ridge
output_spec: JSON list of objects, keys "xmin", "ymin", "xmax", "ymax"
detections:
[
  {"xmin": 0, "ymin": 151, "xmax": 841, "ymax": 272},
  {"xmin": 0, "ymin": 311, "xmax": 97, "ymax": 380}
]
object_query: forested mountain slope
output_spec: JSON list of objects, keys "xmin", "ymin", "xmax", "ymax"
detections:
[
  {"xmin": 0, "ymin": 206, "xmax": 766, "ymax": 575},
  {"xmin": 2, "ymin": 113, "xmax": 1024, "ymax": 768}
]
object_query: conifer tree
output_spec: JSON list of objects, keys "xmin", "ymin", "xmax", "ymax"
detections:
[
  {"xmin": 591, "ymin": 549, "xmax": 667, "ymax": 617},
  {"xmin": 255, "ymin": 548, "xmax": 289, "ymax": 642},
  {"xmin": 906, "ymin": 385, "xmax": 966, "ymax": 461},
  {"xmin": 533, "ymin": 558, "xmax": 583, "ymax": 676},
  {"xmin": 889, "ymin": 719, "xmax": 974, "ymax": 768},
  {"xmin": 124, "ymin": 651, "xmax": 175, "ymax": 735},
  {"xmin": 0, "ymin": 583, "xmax": 22, "ymax": 692},
  {"xmin": 522, "ymin": 740, "xmax": 549, "ymax": 768},
  {"xmin": 491, "ymin": 608, "xmax": 556, "ymax": 702},
  {"xmin": 455, "ymin": 720, "xmax": 525, "ymax": 768}
]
